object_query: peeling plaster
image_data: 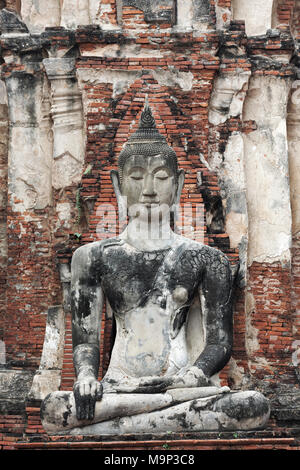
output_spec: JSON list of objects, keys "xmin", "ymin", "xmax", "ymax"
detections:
[
  {"xmin": 77, "ymin": 69, "xmax": 143, "ymax": 100},
  {"xmin": 232, "ymin": 0, "xmax": 274, "ymax": 36},
  {"xmin": 79, "ymin": 43, "xmax": 169, "ymax": 58},
  {"xmin": 245, "ymin": 292, "xmax": 260, "ymax": 357},
  {"xmin": 243, "ymin": 76, "xmax": 292, "ymax": 266}
]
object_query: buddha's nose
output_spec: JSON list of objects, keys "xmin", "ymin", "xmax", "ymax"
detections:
[{"xmin": 142, "ymin": 175, "xmax": 157, "ymax": 197}]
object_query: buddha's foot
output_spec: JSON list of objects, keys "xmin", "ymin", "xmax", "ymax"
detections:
[{"xmin": 41, "ymin": 387, "xmax": 270, "ymax": 435}]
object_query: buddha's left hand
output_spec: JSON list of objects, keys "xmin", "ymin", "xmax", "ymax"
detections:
[
  {"xmin": 172, "ymin": 365, "xmax": 211, "ymax": 388},
  {"xmin": 137, "ymin": 366, "xmax": 210, "ymax": 392}
]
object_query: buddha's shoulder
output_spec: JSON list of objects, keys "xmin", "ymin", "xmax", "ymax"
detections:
[
  {"xmin": 72, "ymin": 238, "xmax": 123, "ymax": 262},
  {"xmin": 177, "ymin": 236, "xmax": 228, "ymax": 258},
  {"xmin": 177, "ymin": 236, "xmax": 231, "ymax": 273}
]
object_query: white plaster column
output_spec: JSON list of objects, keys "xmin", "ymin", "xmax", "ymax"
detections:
[
  {"xmin": 215, "ymin": 0, "xmax": 232, "ymax": 30},
  {"xmin": 232, "ymin": 0, "xmax": 274, "ymax": 36},
  {"xmin": 28, "ymin": 306, "xmax": 65, "ymax": 400},
  {"xmin": 176, "ymin": 0, "xmax": 194, "ymax": 30},
  {"xmin": 61, "ymin": 0, "xmax": 90, "ymax": 29},
  {"xmin": 0, "ymin": 80, "xmax": 8, "ymax": 258},
  {"xmin": 209, "ymin": 72, "xmax": 251, "ymax": 126},
  {"xmin": 243, "ymin": 75, "xmax": 292, "ymax": 267},
  {"xmin": 287, "ymin": 89, "xmax": 300, "ymax": 238},
  {"xmin": 208, "ymin": 71, "xmax": 251, "ymax": 284},
  {"xmin": 5, "ymin": 70, "xmax": 52, "ymax": 213},
  {"xmin": 176, "ymin": 0, "xmax": 212, "ymax": 32},
  {"xmin": 287, "ymin": 80, "xmax": 300, "ymax": 344},
  {"xmin": 43, "ymin": 58, "xmax": 85, "ymax": 192},
  {"xmin": 21, "ymin": 0, "xmax": 61, "ymax": 33},
  {"xmin": 0, "ymin": 80, "xmax": 8, "ymax": 353}
]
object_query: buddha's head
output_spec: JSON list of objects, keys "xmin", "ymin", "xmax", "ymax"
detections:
[{"xmin": 111, "ymin": 101, "xmax": 184, "ymax": 220}]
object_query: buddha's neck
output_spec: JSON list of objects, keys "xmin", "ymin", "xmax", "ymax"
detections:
[{"xmin": 121, "ymin": 217, "xmax": 175, "ymax": 251}]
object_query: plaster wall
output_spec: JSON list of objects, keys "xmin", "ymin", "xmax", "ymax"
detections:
[
  {"xmin": 232, "ymin": 0, "xmax": 274, "ymax": 36},
  {"xmin": 243, "ymin": 75, "xmax": 292, "ymax": 266}
]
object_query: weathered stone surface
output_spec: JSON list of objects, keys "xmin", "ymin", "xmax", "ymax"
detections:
[
  {"xmin": 28, "ymin": 306, "xmax": 65, "ymax": 400},
  {"xmin": 44, "ymin": 58, "xmax": 85, "ymax": 190},
  {"xmin": 21, "ymin": 0, "xmax": 60, "ymax": 33},
  {"xmin": 209, "ymin": 72, "xmax": 250, "ymax": 126},
  {"xmin": 41, "ymin": 389, "xmax": 270, "ymax": 435},
  {"xmin": 176, "ymin": 0, "xmax": 194, "ymax": 30},
  {"xmin": 0, "ymin": 0, "xmax": 299, "ymax": 445},
  {"xmin": 243, "ymin": 75, "xmax": 292, "ymax": 266},
  {"xmin": 5, "ymin": 71, "xmax": 52, "ymax": 212},
  {"xmin": 287, "ymin": 86, "xmax": 300, "ymax": 237},
  {"xmin": 232, "ymin": 0, "xmax": 274, "ymax": 36},
  {"xmin": 61, "ymin": 0, "xmax": 90, "ymax": 29},
  {"xmin": 193, "ymin": 0, "xmax": 210, "ymax": 21},
  {"xmin": 208, "ymin": 70, "xmax": 250, "ymax": 285},
  {"xmin": 0, "ymin": 370, "xmax": 34, "ymax": 414},
  {"xmin": 122, "ymin": 0, "xmax": 176, "ymax": 24},
  {"xmin": 0, "ymin": 8, "xmax": 29, "ymax": 34},
  {"xmin": 40, "ymin": 103, "xmax": 270, "ymax": 434}
]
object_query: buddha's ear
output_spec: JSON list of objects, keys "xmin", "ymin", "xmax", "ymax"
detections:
[
  {"xmin": 175, "ymin": 169, "xmax": 185, "ymax": 204},
  {"xmin": 111, "ymin": 170, "xmax": 127, "ymax": 222},
  {"xmin": 110, "ymin": 169, "xmax": 121, "ymax": 194},
  {"xmin": 172, "ymin": 169, "xmax": 185, "ymax": 222}
]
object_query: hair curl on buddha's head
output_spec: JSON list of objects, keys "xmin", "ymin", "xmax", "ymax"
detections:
[{"xmin": 117, "ymin": 101, "xmax": 178, "ymax": 184}]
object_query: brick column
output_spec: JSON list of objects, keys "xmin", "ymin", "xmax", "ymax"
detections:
[
  {"xmin": 21, "ymin": 0, "xmax": 61, "ymax": 33},
  {"xmin": 43, "ymin": 57, "xmax": 86, "ymax": 392},
  {"xmin": 0, "ymin": 81, "xmax": 8, "ymax": 345},
  {"xmin": 242, "ymin": 73, "xmax": 294, "ymax": 386},
  {"xmin": 287, "ymin": 80, "xmax": 300, "ymax": 378},
  {"xmin": 43, "ymin": 58, "xmax": 85, "ymax": 192},
  {"xmin": 3, "ymin": 62, "xmax": 54, "ymax": 368}
]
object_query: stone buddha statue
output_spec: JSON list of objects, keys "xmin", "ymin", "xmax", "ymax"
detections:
[{"xmin": 41, "ymin": 102, "xmax": 270, "ymax": 435}]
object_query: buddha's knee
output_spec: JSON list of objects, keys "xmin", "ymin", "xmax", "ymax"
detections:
[
  {"xmin": 41, "ymin": 391, "xmax": 77, "ymax": 434},
  {"xmin": 213, "ymin": 390, "xmax": 270, "ymax": 429}
]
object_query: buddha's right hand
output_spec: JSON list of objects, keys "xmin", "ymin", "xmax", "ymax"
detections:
[{"xmin": 73, "ymin": 376, "xmax": 103, "ymax": 420}]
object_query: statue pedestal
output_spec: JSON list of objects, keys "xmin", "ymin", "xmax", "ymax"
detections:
[{"xmin": 13, "ymin": 434, "xmax": 299, "ymax": 451}]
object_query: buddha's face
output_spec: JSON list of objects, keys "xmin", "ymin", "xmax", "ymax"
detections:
[{"xmin": 120, "ymin": 154, "xmax": 177, "ymax": 212}]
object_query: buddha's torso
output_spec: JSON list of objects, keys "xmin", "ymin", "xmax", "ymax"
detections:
[{"xmin": 92, "ymin": 237, "xmax": 210, "ymax": 380}]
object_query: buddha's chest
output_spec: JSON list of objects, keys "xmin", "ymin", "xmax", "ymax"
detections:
[{"xmin": 100, "ymin": 248, "xmax": 202, "ymax": 315}]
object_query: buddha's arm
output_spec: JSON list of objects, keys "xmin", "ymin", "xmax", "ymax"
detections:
[
  {"xmin": 70, "ymin": 245, "xmax": 104, "ymax": 419},
  {"xmin": 194, "ymin": 251, "xmax": 233, "ymax": 378}
]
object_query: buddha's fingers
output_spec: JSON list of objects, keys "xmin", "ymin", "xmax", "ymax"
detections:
[
  {"xmin": 96, "ymin": 382, "xmax": 103, "ymax": 400},
  {"xmin": 139, "ymin": 376, "xmax": 172, "ymax": 387},
  {"xmin": 73, "ymin": 384, "xmax": 82, "ymax": 420},
  {"xmin": 88, "ymin": 396, "xmax": 96, "ymax": 420}
]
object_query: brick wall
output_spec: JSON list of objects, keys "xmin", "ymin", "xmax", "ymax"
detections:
[
  {"xmin": 0, "ymin": 0, "xmax": 300, "ymax": 449},
  {"xmin": 0, "ymin": 414, "xmax": 26, "ymax": 449},
  {"xmin": 291, "ymin": 1, "xmax": 300, "ymax": 37},
  {"xmin": 276, "ymin": 0, "xmax": 295, "ymax": 26},
  {"xmin": 291, "ymin": 237, "xmax": 300, "ymax": 378},
  {"xmin": 0, "ymin": 102, "xmax": 8, "ymax": 344},
  {"xmin": 68, "ymin": 33, "xmax": 240, "ymax": 381}
]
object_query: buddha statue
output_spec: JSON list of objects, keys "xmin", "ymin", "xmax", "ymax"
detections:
[{"xmin": 41, "ymin": 102, "xmax": 270, "ymax": 435}]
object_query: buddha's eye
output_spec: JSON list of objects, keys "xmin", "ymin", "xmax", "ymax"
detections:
[
  {"xmin": 155, "ymin": 171, "xmax": 169, "ymax": 180},
  {"xmin": 130, "ymin": 173, "xmax": 143, "ymax": 181}
]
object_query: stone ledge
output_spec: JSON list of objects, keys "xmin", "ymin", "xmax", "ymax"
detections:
[{"xmin": 14, "ymin": 437, "xmax": 300, "ymax": 451}]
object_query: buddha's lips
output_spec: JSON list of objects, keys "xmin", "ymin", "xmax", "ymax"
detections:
[{"xmin": 139, "ymin": 201, "xmax": 160, "ymax": 207}]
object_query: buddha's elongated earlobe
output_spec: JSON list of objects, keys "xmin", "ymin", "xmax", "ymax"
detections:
[
  {"xmin": 111, "ymin": 170, "xmax": 127, "ymax": 222},
  {"xmin": 171, "ymin": 169, "xmax": 185, "ymax": 222}
]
